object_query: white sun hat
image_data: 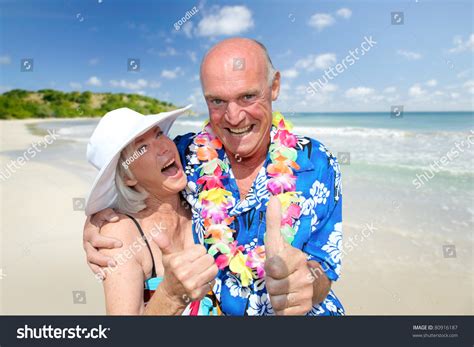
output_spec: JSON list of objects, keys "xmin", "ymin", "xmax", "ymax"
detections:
[{"xmin": 85, "ymin": 105, "xmax": 192, "ymax": 216}]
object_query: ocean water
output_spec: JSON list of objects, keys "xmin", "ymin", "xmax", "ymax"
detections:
[
  {"xmin": 37, "ymin": 111, "xmax": 474, "ymax": 178},
  {"xmin": 29, "ymin": 112, "xmax": 473, "ymax": 274}
]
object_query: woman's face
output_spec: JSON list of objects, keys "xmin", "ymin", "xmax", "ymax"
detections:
[{"xmin": 125, "ymin": 126, "xmax": 187, "ymax": 197}]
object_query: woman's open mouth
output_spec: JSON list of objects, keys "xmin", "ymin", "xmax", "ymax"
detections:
[
  {"xmin": 161, "ymin": 158, "xmax": 180, "ymax": 177},
  {"xmin": 226, "ymin": 124, "xmax": 254, "ymax": 137}
]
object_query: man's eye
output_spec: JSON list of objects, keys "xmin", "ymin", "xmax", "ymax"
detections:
[
  {"xmin": 138, "ymin": 144, "xmax": 147, "ymax": 152},
  {"xmin": 243, "ymin": 94, "xmax": 256, "ymax": 101},
  {"xmin": 156, "ymin": 130, "xmax": 164, "ymax": 138},
  {"xmin": 211, "ymin": 99, "xmax": 224, "ymax": 105}
]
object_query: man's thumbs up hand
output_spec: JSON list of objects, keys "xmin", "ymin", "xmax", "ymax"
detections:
[
  {"xmin": 264, "ymin": 196, "xmax": 314, "ymax": 315},
  {"xmin": 265, "ymin": 196, "xmax": 287, "ymax": 258}
]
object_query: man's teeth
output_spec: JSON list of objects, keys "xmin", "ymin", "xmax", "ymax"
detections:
[{"xmin": 229, "ymin": 125, "xmax": 251, "ymax": 134}]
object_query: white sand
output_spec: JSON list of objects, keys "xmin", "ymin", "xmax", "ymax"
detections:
[
  {"xmin": 0, "ymin": 119, "xmax": 105, "ymax": 314},
  {"xmin": 0, "ymin": 119, "xmax": 472, "ymax": 315}
]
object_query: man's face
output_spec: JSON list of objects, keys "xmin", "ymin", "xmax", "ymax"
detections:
[{"xmin": 201, "ymin": 54, "xmax": 280, "ymax": 160}]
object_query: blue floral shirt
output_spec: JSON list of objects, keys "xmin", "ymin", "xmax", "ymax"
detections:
[{"xmin": 174, "ymin": 128, "xmax": 344, "ymax": 316}]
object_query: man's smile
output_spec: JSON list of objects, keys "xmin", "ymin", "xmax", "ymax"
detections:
[{"xmin": 226, "ymin": 124, "xmax": 255, "ymax": 136}]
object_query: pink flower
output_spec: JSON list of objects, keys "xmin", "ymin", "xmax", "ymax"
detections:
[
  {"xmin": 246, "ymin": 246, "xmax": 266, "ymax": 278},
  {"xmin": 197, "ymin": 167, "xmax": 226, "ymax": 190},
  {"xmin": 281, "ymin": 203, "xmax": 301, "ymax": 225},
  {"xmin": 275, "ymin": 129, "xmax": 297, "ymax": 148},
  {"xmin": 215, "ymin": 254, "xmax": 230, "ymax": 269},
  {"xmin": 267, "ymin": 174, "xmax": 296, "ymax": 195},
  {"xmin": 201, "ymin": 200, "xmax": 229, "ymax": 223}
]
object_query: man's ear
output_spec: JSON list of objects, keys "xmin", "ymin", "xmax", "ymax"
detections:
[{"xmin": 271, "ymin": 71, "xmax": 281, "ymax": 101}]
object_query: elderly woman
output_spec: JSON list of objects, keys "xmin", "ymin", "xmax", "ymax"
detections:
[{"xmin": 85, "ymin": 106, "xmax": 219, "ymax": 315}]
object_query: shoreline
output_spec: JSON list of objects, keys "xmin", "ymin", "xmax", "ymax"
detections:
[{"xmin": 0, "ymin": 119, "xmax": 472, "ymax": 315}]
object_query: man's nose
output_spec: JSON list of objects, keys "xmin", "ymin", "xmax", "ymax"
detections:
[{"xmin": 224, "ymin": 101, "xmax": 245, "ymax": 126}]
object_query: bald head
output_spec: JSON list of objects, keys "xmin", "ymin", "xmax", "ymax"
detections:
[{"xmin": 200, "ymin": 38, "xmax": 277, "ymax": 86}]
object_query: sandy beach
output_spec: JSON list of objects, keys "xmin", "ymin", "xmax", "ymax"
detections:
[{"xmin": 0, "ymin": 118, "xmax": 472, "ymax": 315}]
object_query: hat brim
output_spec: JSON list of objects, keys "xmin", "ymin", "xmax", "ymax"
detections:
[{"xmin": 85, "ymin": 105, "xmax": 192, "ymax": 216}]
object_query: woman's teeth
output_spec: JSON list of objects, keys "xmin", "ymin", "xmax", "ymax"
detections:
[
  {"xmin": 161, "ymin": 159, "xmax": 175, "ymax": 171},
  {"xmin": 228, "ymin": 125, "xmax": 252, "ymax": 135},
  {"xmin": 161, "ymin": 159, "xmax": 180, "ymax": 177}
]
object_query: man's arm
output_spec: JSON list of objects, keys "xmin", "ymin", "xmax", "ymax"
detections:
[{"xmin": 83, "ymin": 209, "xmax": 122, "ymax": 276}]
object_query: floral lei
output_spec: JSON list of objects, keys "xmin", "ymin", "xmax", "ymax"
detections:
[{"xmin": 194, "ymin": 112, "xmax": 301, "ymax": 287}]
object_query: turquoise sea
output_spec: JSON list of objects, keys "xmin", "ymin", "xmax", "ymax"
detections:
[{"xmin": 35, "ymin": 111, "xmax": 473, "ymax": 241}]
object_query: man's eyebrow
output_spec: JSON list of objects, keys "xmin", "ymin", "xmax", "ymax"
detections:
[
  {"xmin": 204, "ymin": 93, "xmax": 224, "ymax": 100},
  {"xmin": 204, "ymin": 89, "xmax": 260, "ymax": 100},
  {"xmin": 238, "ymin": 89, "xmax": 260, "ymax": 97}
]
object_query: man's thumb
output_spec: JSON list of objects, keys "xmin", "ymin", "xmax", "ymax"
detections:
[
  {"xmin": 153, "ymin": 232, "xmax": 176, "ymax": 256},
  {"xmin": 265, "ymin": 196, "xmax": 285, "ymax": 258}
]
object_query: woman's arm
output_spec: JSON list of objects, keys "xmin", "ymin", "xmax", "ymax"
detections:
[
  {"xmin": 143, "ymin": 285, "xmax": 188, "ymax": 315},
  {"xmin": 99, "ymin": 217, "xmax": 188, "ymax": 315},
  {"xmin": 99, "ymin": 219, "xmax": 147, "ymax": 315}
]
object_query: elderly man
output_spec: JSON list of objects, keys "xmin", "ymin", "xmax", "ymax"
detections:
[{"xmin": 83, "ymin": 38, "xmax": 344, "ymax": 316}]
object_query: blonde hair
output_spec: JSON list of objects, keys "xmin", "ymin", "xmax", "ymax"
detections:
[{"xmin": 114, "ymin": 143, "xmax": 149, "ymax": 214}]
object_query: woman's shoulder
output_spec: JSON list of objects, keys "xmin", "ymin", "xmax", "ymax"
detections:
[{"xmin": 100, "ymin": 213, "xmax": 142, "ymax": 248}]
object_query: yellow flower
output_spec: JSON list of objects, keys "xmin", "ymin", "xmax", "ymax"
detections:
[
  {"xmin": 199, "ymin": 188, "xmax": 232, "ymax": 205},
  {"xmin": 272, "ymin": 111, "xmax": 293, "ymax": 131},
  {"xmin": 277, "ymin": 191, "xmax": 301, "ymax": 209},
  {"xmin": 229, "ymin": 252, "xmax": 255, "ymax": 287}
]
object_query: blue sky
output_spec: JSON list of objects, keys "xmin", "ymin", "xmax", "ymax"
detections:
[{"xmin": 0, "ymin": 0, "xmax": 473, "ymax": 112}]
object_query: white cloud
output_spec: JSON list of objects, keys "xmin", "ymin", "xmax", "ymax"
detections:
[
  {"xmin": 159, "ymin": 47, "xmax": 178, "ymax": 56},
  {"xmin": 308, "ymin": 13, "xmax": 335, "ymax": 31},
  {"xmin": 281, "ymin": 68, "xmax": 299, "ymax": 79},
  {"xmin": 86, "ymin": 76, "xmax": 102, "ymax": 86},
  {"xmin": 456, "ymin": 69, "xmax": 471, "ymax": 79},
  {"xmin": 196, "ymin": 6, "xmax": 254, "ymax": 36},
  {"xmin": 336, "ymin": 8, "xmax": 352, "ymax": 19},
  {"xmin": 383, "ymin": 86, "xmax": 397, "ymax": 93},
  {"xmin": 0, "ymin": 55, "xmax": 11, "ymax": 65},
  {"xmin": 425, "ymin": 79, "xmax": 437, "ymax": 87},
  {"xmin": 320, "ymin": 83, "xmax": 338, "ymax": 93},
  {"xmin": 187, "ymin": 87, "xmax": 206, "ymax": 112},
  {"xmin": 345, "ymin": 86, "xmax": 375, "ymax": 99},
  {"xmin": 190, "ymin": 74, "xmax": 200, "ymax": 82},
  {"xmin": 408, "ymin": 84, "xmax": 426, "ymax": 97},
  {"xmin": 397, "ymin": 49, "xmax": 422, "ymax": 60},
  {"xmin": 69, "ymin": 82, "xmax": 82, "ymax": 89},
  {"xmin": 448, "ymin": 33, "xmax": 474, "ymax": 53},
  {"xmin": 187, "ymin": 51, "xmax": 197, "ymax": 63},
  {"xmin": 295, "ymin": 53, "xmax": 336, "ymax": 71},
  {"xmin": 161, "ymin": 67, "xmax": 182, "ymax": 79},
  {"xmin": 0, "ymin": 85, "xmax": 13, "ymax": 93},
  {"xmin": 463, "ymin": 80, "xmax": 474, "ymax": 94},
  {"xmin": 109, "ymin": 79, "xmax": 160, "ymax": 90},
  {"xmin": 182, "ymin": 22, "xmax": 194, "ymax": 38},
  {"xmin": 277, "ymin": 49, "xmax": 292, "ymax": 58},
  {"xmin": 88, "ymin": 58, "xmax": 99, "ymax": 66}
]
